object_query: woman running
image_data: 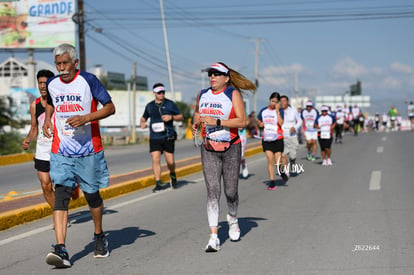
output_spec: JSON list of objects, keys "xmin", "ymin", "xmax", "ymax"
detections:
[
  {"xmin": 192, "ymin": 62, "xmax": 256, "ymax": 252},
  {"xmin": 257, "ymin": 92, "xmax": 287, "ymax": 190}
]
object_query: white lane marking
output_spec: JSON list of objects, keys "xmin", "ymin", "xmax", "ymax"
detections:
[
  {"xmin": 381, "ymin": 137, "xmax": 387, "ymax": 141},
  {"xmin": 369, "ymin": 170, "xmax": 382, "ymax": 191},
  {"xmin": 0, "ymin": 177, "xmax": 206, "ymax": 246},
  {"xmin": 0, "ymin": 225, "xmax": 51, "ymax": 246},
  {"xmin": 377, "ymin": 146, "xmax": 384, "ymax": 153}
]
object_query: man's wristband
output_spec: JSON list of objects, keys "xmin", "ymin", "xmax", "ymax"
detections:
[{"xmin": 216, "ymin": 119, "xmax": 221, "ymax": 126}]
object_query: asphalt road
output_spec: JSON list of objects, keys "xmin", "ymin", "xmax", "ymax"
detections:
[
  {"xmin": 0, "ymin": 138, "xmax": 214, "ymax": 198},
  {"xmin": 0, "ymin": 131, "xmax": 413, "ymax": 274}
]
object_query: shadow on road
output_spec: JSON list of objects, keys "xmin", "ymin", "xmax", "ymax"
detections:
[
  {"xmin": 159, "ymin": 179, "xmax": 200, "ymax": 191},
  {"xmin": 70, "ymin": 226, "xmax": 155, "ymax": 264},
  {"xmin": 218, "ymin": 216, "xmax": 267, "ymax": 245},
  {"xmin": 68, "ymin": 208, "xmax": 118, "ymax": 225}
]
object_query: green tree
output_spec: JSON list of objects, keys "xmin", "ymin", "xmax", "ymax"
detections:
[
  {"xmin": 176, "ymin": 101, "xmax": 191, "ymax": 123},
  {"xmin": 0, "ymin": 131, "xmax": 23, "ymax": 155},
  {"xmin": 0, "ymin": 97, "xmax": 25, "ymax": 155},
  {"xmin": 0, "ymin": 96, "xmax": 12, "ymax": 132}
]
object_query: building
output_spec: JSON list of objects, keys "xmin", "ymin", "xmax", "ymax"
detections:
[
  {"xmin": 0, "ymin": 56, "xmax": 56, "ymax": 96},
  {"xmin": 0, "ymin": 57, "xmax": 181, "ymax": 129}
]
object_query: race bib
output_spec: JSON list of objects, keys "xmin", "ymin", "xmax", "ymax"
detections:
[
  {"xmin": 321, "ymin": 131, "xmax": 331, "ymax": 139},
  {"xmin": 59, "ymin": 118, "xmax": 87, "ymax": 136},
  {"xmin": 151, "ymin": 122, "xmax": 165, "ymax": 133},
  {"xmin": 59, "ymin": 118, "xmax": 73, "ymax": 136},
  {"xmin": 263, "ymin": 123, "xmax": 280, "ymax": 141},
  {"xmin": 207, "ymin": 128, "xmax": 230, "ymax": 142},
  {"xmin": 204, "ymin": 127, "xmax": 233, "ymax": 152}
]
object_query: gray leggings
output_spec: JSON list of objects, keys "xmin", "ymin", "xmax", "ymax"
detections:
[{"xmin": 201, "ymin": 142, "xmax": 241, "ymax": 227}]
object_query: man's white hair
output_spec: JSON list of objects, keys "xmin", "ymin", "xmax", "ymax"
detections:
[{"xmin": 53, "ymin": 43, "xmax": 77, "ymax": 63}]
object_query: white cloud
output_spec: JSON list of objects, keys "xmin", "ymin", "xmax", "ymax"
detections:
[
  {"xmin": 261, "ymin": 63, "xmax": 306, "ymax": 76},
  {"xmin": 380, "ymin": 76, "xmax": 401, "ymax": 89},
  {"xmin": 390, "ymin": 62, "xmax": 414, "ymax": 74},
  {"xmin": 332, "ymin": 57, "xmax": 368, "ymax": 79},
  {"xmin": 259, "ymin": 63, "xmax": 309, "ymax": 89}
]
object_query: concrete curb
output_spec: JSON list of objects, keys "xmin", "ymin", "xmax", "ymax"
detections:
[
  {"xmin": 0, "ymin": 153, "xmax": 34, "ymax": 166},
  {"xmin": 0, "ymin": 145, "xmax": 262, "ymax": 231}
]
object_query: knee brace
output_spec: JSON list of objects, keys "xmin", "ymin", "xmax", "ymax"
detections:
[
  {"xmin": 53, "ymin": 185, "xmax": 72, "ymax": 211},
  {"xmin": 84, "ymin": 191, "xmax": 103, "ymax": 208}
]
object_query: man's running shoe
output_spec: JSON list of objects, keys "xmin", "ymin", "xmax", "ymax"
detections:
[
  {"xmin": 94, "ymin": 233, "xmax": 109, "ymax": 258},
  {"xmin": 170, "ymin": 173, "xmax": 177, "ymax": 189},
  {"xmin": 281, "ymin": 172, "xmax": 289, "ymax": 183},
  {"xmin": 152, "ymin": 182, "xmax": 163, "ymax": 193},
  {"xmin": 71, "ymin": 183, "xmax": 80, "ymax": 200},
  {"xmin": 327, "ymin": 158, "xmax": 333, "ymax": 166},
  {"xmin": 227, "ymin": 214, "xmax": 240, "ymax": 241},
  {"xmin": 46, "ymin": 244, "xmax": 71, "ymax": 268},
  {"xmin": 322, "ymin": 159, "xmax": 327, "ymax": 166},
  {"xmin": 267, "ymin": 180, "xmax": 277, "ymax": 190},
  {"xmin": 311, "ymin": 155, "xmax": 316, "ymax": 161},
  {"xmin": 307, "ymin": 152, "xmax": 312, "ymax": 161},
  {"xmin": 205, "ymin": 236, "xmax": 220, "ymax": 252}
]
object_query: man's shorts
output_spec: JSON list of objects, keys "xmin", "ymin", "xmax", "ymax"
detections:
[
  {"xmin": 262, "ymin": 139, "xmax": 284, "ymax": 153},
  {"xmin": 34, "ymin": 158, "xmax": 50, "ymax": 172},
  {"xmin": 150, "ymin": 137, "xmax": 175, "ymax": 154},
  {"xmin": 305, "ymin": 131, "xmax": 318, "ymax": 141},
  {"xmin": 282, "ymin": 136, "xmax": 298, "ymax": 159},
  {"xmin": 50, "ymin": 151, "xmax": 109, "ymax": 194},
  {"xmin": 318, "ymin": 137, "xmax": 333, "ymax": 150}
]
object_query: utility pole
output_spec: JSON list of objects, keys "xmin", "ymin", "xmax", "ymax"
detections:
[
  {"xmin": 160, "ymin": 0, "xmax": 175, "ymax": 100},
  {"xmin": 77, "ymin": 0, "xmax": 86, "ymax": 71},
  {"xmin": 131, "ymin": 62, "xmax": 137, "ymax": 143},
  {"xmin": 294, "ymin": 71, "xmax": 299, "ymax": 100},
  {"xmin": 251, "ymin": 38, "xmax": 261, "ymax": 112}
]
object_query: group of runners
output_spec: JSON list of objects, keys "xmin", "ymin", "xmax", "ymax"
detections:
[{"xmin": 22, "ymin": 49, "xmax": 413, "ymax": 265}]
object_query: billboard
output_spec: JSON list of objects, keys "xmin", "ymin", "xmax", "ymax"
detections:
[{"xmin": 0, "ymin": 0, "xmax": 75, "ymax": 49}]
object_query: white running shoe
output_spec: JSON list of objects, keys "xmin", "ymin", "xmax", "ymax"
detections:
[
  {"xmin": 205, "ymin": 236, "xmax": 220, "ymax": 252},
  {"xmin": 242, "ymin": 166, "xmax": 249, "ymax": 178},
  {"xmin": 327, "ymin": 158, "xmax": 333, "ymax": 166},
  {"xmin": 227, "ymin": 214, "xmax": 240, "ymax": 241},
  {"xmin": 322, "ymin": 159, "xmax": 327, "ymax": 166}
]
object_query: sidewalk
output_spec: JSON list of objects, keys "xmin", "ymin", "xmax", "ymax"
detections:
[{"xmin": 0, "ymin": 142, "xmax": 263, "ymax": 231}]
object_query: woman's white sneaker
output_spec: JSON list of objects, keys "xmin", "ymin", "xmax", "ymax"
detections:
[
  {"xmin": 205, "ymin": 236, "xmax": 220, "ymax": 252},
  {"xmin": 227, "ymin": 214, "xmax": 240, "ymax": 241}
]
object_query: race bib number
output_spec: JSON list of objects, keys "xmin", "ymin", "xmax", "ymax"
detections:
[
  {"xmin": 321, "ymin": 131, "xmax": 331, "ymax": 139},
  {"xmin": 282, "ymin": 125, "xmax": 292, "ymax": 131},
  {"xmin": 263, "ymin": 123, "xmax": 280, "ymax": 141},
  {"xmin": 59, "ymin": 118, "xmax": 73, "ymax": 136},
  {"xmin": 59, "ymin": 118, "xmax": 86, "ymax": 136},
  {"xmin": 151, "ymin": 122, "xmax": 165, "ymax": 133},
  {"xmin": 206, "ymin": 128, "xmax": 230, "ymax": 142}
]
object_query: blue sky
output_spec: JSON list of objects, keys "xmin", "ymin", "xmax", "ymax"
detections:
[{"xmin": 2, "ymin": 0, "xmax": 413, "ymax": 115}]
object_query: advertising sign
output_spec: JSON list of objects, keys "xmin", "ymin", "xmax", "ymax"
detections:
[{"xmin": 0, "ymin": 0, "xmax": 75, "ymax": 49}]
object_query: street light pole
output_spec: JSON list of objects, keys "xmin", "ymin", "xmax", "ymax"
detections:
[{"xmin": 159, "ymin": 0, "xmax": 175, "ymax": 100}]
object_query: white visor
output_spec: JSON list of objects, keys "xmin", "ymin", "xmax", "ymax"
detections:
[
  {"xmin": 153, "ymin": 86, "xmax": 165, "ymax": 93},
  {"xmin": 205, "ymin": 63, "xmax": 229, "ymax": 75}
]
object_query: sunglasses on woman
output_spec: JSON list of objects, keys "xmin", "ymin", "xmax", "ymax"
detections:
[{"xmin": 208, "ymin": 70, "xmax": 226, "ymax": 77}]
